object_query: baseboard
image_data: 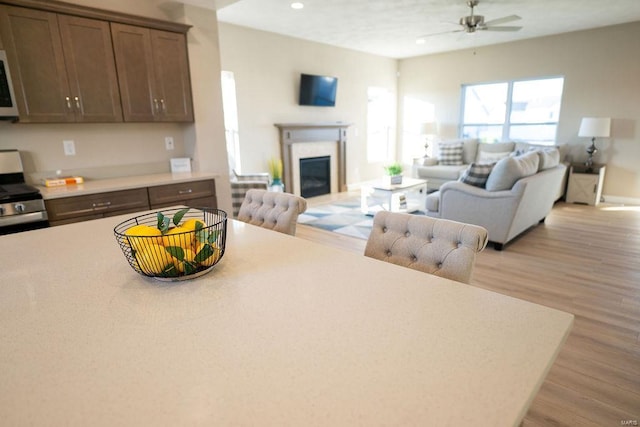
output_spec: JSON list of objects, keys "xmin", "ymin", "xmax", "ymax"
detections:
[{"xmin": 602, "ymin": 194, "xmax": 640, "ymax": 205}]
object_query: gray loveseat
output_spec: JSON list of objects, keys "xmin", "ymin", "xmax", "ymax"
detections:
[{"xmin": 425, "ymin": 149, "xmax": 567, "ymax": 250}]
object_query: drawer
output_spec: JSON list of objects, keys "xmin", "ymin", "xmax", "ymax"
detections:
[
  {"xmin": 45, "ymin": 188, "xmax": 149, "ymax": 222},
  {"xmin": 147, "ymin": 180, "xmax": 215, "ymax": 206}
]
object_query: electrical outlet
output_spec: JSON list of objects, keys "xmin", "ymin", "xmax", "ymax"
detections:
[
  {"xmin": 63, "ymin": 140, "xmax": 76, "ymax": 156},
  {"xmin": 165, "ymin": 136, "xmax": 175, "ymax": 150}
]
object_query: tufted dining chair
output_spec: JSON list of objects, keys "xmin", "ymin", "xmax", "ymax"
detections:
[
  {"xmin": 364, "ymin": 211, "xmax": 488, "ymax": 284},
  {"xmin": 237, "ymin": 189, "xmax": 307, "ymax": 236}
]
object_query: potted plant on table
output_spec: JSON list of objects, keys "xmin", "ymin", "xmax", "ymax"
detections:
[
  {"xmin": 268, "ymin": 158, "xmax": 284, "ymax": 192},
  {"xmin": 383, "ymin": 162, "xmax": 403, "ymax": 185}
]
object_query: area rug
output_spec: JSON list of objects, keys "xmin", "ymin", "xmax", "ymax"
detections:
[{"xmin": 298, "ymin": 196, "xmax": 426, "ymax": 240}]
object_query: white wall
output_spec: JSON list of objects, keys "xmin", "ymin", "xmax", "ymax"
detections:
[
  {"xmin": 218, "ymin": 23, "xmax": 398, "ymax": 185},
  {"xmin": 398, "ymin": 22, "xmax": 640, "ymax": 202}
]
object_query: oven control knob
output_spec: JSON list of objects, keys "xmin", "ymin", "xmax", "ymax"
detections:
[{"xmin": 14, "ymin": 203, "xmax": 26, "ymax": 213}]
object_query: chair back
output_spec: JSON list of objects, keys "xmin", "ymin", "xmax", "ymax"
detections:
[
  {"xmin": 364, "ymin": 211, "xmax": 488, "ymax": 284},
  {"xmin": 237, "ymin": 189, "xmax": 307, "ymax": 236}
]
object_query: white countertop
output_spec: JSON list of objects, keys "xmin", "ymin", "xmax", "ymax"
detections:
[
  {"xmin": 0, "ymin": 211, "xmax": 573, "ymax": 426},
  {"xmin": 38, "ymin": 172, "xmax": 219, "ymax": 200}
]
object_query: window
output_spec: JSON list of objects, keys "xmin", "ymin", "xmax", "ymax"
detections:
[
  {"xmin": 460, "ymin": 77, "xmax": 564, "ymax": 145},
  {"xmin": 221, "ymin": 71, "xmax": 241, "ymax": 173}
]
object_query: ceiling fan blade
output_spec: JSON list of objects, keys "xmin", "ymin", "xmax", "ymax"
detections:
[
  {"xmin": 483, "ymin": 14, "xmax": 521, "ymax": 26},
  {"xmin": 417, "ymin": 29, "xmax": 464, "ymax": 39},
  {"xmin": 483, "ymin": 26, "xmax": 522, "ymax": 32}
]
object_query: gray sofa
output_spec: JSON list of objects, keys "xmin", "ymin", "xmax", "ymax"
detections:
[
  {"xmin": 425, "ymin": 150, "xmax": 567, "ymax": 250},
  {"xmin": 416, "ymin": 139, "xmax": 569, "ymax": 193}
]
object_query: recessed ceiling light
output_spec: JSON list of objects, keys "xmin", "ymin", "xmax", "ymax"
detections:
[{"xmin": 291, "ymin": 2, "xmax": 304, "ymax": 9}]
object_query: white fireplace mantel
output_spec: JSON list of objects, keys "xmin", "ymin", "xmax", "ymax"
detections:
[{"xmin": 274, "ymin": 122, "xmax": 351, "ymax": 196}]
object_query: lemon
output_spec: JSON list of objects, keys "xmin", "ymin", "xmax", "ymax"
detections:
[
  {"xmin": 125, "ymin": 224, "xmax": 162, "ymax": 250},
  {"xmin": 135, "ymin": 244, "xmax": 174, "ymax": 275},
  {"xmin": 195, "ymin": 242, "xmax": 221, "ymax": 267},
  {"xmin": 162, "ymin": 226, "xmax": 194, "ymax": 248},
  {"xmin": 181, "ymin": 218, "xmax": 206, "ymax": 231}
]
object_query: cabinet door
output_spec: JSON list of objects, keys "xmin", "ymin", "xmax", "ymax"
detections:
[
  {"xmin": 58, "ymin": 15, "xmax": 123, "ymax": 122},
  {"xmin": 111, "ymin": 23, "xmax": 157, "ymax": 122},
  {"xmin": 0, "ymin": 5, "xmax": 74, "ymax": 122},
  {"xmin": 151, "ymin": 30, "xmax": 194, "ymax": 122},
  {"xmin": 112, "ymin": 23, "xmax": 193, "ymax": 123}
]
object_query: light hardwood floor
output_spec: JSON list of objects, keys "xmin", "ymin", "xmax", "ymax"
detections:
[{"xmin": 296, "ymin": 192, "xmax": 640, "ymax": 426}]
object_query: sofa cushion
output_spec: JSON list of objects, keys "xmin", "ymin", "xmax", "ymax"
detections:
[
  {"xmin": 476, "ymin": 142, "xmax": 516, "ymax": 161},
  {"xmin": 477, "ymin": 150, "xmax": 512, "ymax": 164},
  {"xmin": 485, "ymin": 152, "xmax": 540, "ymax": 191},
  {"xmin": 420, "ymin": 164, "xmax": 468, "ymax": 180},
  {"xmin": 515, "ymin": 142, "xmax": 569, "ymax": 163},
  {"xmin": 459, "ymin": 163, "xmax": 495, "ymax": 188},
  {"xmin": 422, "ymin": 157, "xmax": 439, "ymax": 166},
  {"xmin": 534, "ymin": 148, "xmax": 560, "ymax": 170},
  {"xmin": 438, "ymin": 142, "xmax": 464, "ymax": 165}
]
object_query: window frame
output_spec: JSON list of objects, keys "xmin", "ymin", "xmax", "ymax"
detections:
[{"xmin": 459, "ymin": 76, "xmax": 564, "ymax": 144}]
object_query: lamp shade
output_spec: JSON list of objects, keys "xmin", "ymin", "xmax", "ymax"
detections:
[
  {"xmin": 579, "ymin": 117, "xmax": 611, "ymax": 138},
  {"xmin": 420, "ymin": 122, "xmax": 437, "ymax": 135}
]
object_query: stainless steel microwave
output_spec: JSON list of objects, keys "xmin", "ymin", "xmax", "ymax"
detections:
[{"xmin": 0, "ymin": 50, "xmax": 19, "ymax": 120}]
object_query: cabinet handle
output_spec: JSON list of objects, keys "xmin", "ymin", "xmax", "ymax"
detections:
[
  {"xmin": 65, "ymin": 96, "xmax": 72, "ymax": 110},
  {"xmin": 593, "ymin": 184, "xmax": 597, "ymax": 193},
  {"xmin": 153, "ymin": 98, "xmax": 160, "ymax": 113},
  {"xmin": 178, "ymin": 189, "xmax": 193, "ymax": 195},
  {"xmin": 74, "ymin": 96, "xmax": 81, "ymax": 110},
  {"xmin": 92, "ymin": 201, "xmax": 112, "ymax": 208},
  {"xmin": 160, "ymin": 99, "xmax": 166, "ymax": 113}
]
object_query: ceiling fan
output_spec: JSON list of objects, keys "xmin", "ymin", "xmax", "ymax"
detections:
[{"xmin": 417, "ymin": 0, "xmax": 522, "ymax": 41}]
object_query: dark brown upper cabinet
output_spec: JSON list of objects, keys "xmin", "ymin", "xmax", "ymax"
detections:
[
  {"xmin": 0, "ymin": 5, "xmax": 122, "ymax": 123},
  {"xmin": 111, "ymin": 23, "xmax": 194, "ymax": 123}
]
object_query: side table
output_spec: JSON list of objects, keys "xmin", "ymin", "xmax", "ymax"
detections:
[
  {"xmin": 566, "ymin": 163, "xmax": 606, "ymax": 206},
  {"xmin": 361, "ymin": 178, "xmax": 428, "ymax": 215}
]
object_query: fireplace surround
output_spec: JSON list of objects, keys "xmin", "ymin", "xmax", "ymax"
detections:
[{"xmin": 275, "ymin": 122, "xmax": 350, "ymax": 197}]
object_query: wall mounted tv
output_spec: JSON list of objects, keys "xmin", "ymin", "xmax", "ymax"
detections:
[{"xmin": 298, "ymin": 73, "xmax": 338, "ymax": 107}]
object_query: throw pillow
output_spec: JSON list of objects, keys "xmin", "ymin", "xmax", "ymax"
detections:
[
  {"xmin": 477, "ymin": 150, "xmax": 512, "ymax": 164},
  {"xmin": 459, "ymin": 163, "xmax": 495, "ymax": 188},
  {"xmin": 534, "ymin": 148, "xmax": 560, "ymax": 170},
  {"xmin": 485, "ymin": 152, "xmax": 540, "ymax": 191},
  {"xmin": 438, "ymin": 143, "xmax": 464, "ymax": 166}
]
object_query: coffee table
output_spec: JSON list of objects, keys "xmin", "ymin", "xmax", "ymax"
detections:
[{"xmin": 360, "ymin": 177, "xmax": 428, "ymax": 215}]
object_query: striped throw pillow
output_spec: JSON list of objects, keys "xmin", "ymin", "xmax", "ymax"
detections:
[
  {"xmin": 459, "ymin": 163, "xmax": 495, "ymax": 188},
  {"xmin": 438, "ymin": 143, "xmax": 464, "ymax": 165}
]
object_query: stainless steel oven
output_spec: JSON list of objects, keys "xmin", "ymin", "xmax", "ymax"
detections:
[
  {"xmin": 0, "ymin": 50, "xmax": 19, "ymax": 120},
  {"xmin": 0, "ymin": 150, "xmax": 49, "ymax": 235}
]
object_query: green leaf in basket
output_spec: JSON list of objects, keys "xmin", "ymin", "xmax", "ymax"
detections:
[
  {"xmin": 157, "ymin": 212, "xmax": 170, "ymax": 233},
  {"xmin": 207, "ymin": 230, "xmax": 219, "ymax": 245},
  {"xmin": 172, "ymin": 208, "xmax": 190, "ymax": 226},
  {"xmin": 183, "ymin": 261, "xmax": 197, "ymax": 275},
  {"xmin": 195, "ymin": 244, "xmax": 214, "ymax": 263},
  {"xmin": 161, "ymin": 263, "xmax": 179, "ymax": 277},
  {"xmin": 165, "ymin": 246, "xmax": 185, "ymax": 262}
]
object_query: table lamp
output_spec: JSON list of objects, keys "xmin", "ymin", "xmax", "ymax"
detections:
[
  {"xmin": 578, "ymin": 117, "xmax": 610, "ymax": 171},
  {"xmin": 420, "ymin": 122, "xmax": 438, "ymax": 158}
]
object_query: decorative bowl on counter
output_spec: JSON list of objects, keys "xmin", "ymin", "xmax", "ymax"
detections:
[{"xmin": 114, "ymin": 208, "xmax": 227, "ymax": 281}]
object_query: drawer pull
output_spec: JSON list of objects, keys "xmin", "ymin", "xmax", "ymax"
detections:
[
  {"xmin": 74, "ymin": 96, "xmax": 81, "ymax": 109},
  {"xmin": 65, "ymin": 96, "xmax": 72, "ymax": 110},
  {"xmin": 92, "ymin": 201, "xmax": 112, "ymax": 208},
  {"xmin": 178, "ymin": 189, "xmax": 193, "ymax": 195}
]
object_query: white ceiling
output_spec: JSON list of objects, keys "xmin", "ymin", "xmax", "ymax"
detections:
[{"xmin": 213, "ymin": 0, "xmax": 640, "ymax": 59}]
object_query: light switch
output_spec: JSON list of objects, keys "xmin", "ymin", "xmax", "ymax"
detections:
[
  {"xmin": 165, "ymin": 136, "xmax": 175, "ymax": 150},
  {"xmin": 63, "ymin": 140, "xmax": 76, "ymax": 156}
]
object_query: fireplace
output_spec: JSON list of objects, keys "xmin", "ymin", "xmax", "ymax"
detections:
[
  {"xmin": 275, "ymin": 122, "xmax": 351, "ymax": 197},
  {"xmin": 300, "ymin": 156, "xmax": 331, "ymax": 198}
]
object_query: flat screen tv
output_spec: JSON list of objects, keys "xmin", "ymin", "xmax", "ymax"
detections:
[{"xmin": 298, "ymin": 73, "xmax": 337, "ymax": 106}]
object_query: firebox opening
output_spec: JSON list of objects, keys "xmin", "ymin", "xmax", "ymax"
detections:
[{"xmin": 300, "ymin": 156, "xmax": 331, "ymax": 198}]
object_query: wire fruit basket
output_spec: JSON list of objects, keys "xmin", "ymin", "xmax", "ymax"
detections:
[{"xmin": 114, "ymin": 207, "xmax": 227, "ymax": 281}]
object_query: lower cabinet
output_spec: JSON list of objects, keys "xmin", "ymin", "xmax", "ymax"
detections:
[
  {"xmin": 148, "ymin": 180, "xmax": 216, "ymax": 209},
  {"xmin": 45, "ymin": 188, "xmax": 149, "ymax": 226},
  {"xmin": 45, "ymin": 179, "xmax": 217, "ymax": 226}
]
